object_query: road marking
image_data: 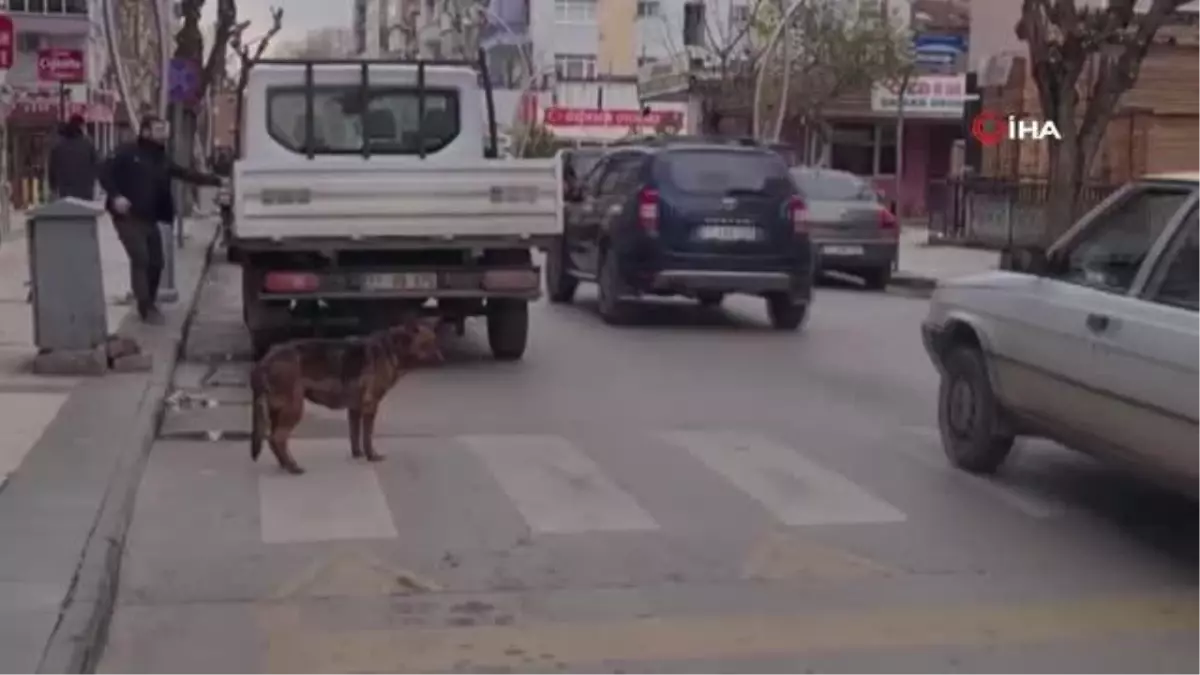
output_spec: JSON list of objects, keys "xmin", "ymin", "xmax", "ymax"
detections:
[
  {"xmin": 258, "ymin": 440, "xmax": 398, "ymax": 544},
  {"xmin": 261, "ymin": 594, "xmax": 1197, "ymax": 672},
  {"xmin": 897, "ymin": 427, "xmax": 1068, "ymax": 519},
  {"xmin": 740, "ymin": 529, "xmax": 894, "ymax": 582},
  {"xmin": 660, "ymin": 430, "xmax": 906, "ymax": 526},
  {"xmin": 271, "ymin": 547, "xmax": 440, "ymax": 600},
  {"xmin": 460, "ymin": 434, "xmax": 658, "ymax": 534}
]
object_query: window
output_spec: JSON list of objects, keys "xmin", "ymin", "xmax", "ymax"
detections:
[
  {"xmin": 1060, "ymin": 187, "xmax": 1192, "ymax": 294},
  {"xmin": 877, "ymin": 125, "xmax": 896, "ymax": 175},
  {"xmin": 266, "ymin": 85, "xmax": 460, "ymax": 156},
  {"xmin": 730, "ymin": 4, "xmax": 751, "ymax": 26},
  {"xmin": 555, "ymin": 0, "xmax": 596, "ymax": 22},
  {"xmin": 656, "ymin": 150, "xmax": 792, "ymax": 196},
  {"xmin": 683, "ymin": 2, "xmax": 706, "ymax": 46},
  {"xmin": 637, "ymin": 1, "xmax": 661, "ymax": 17},
  {"xmin": 829, "ymin": 124, "xmax": 876, "ymax": 176},
  {"xmin": 16, "ymin": 32, "xmax": 41, "ymax": 53},
  {"xmin": 583, "ymin": 157, "xmax": 610, "ymax": 196},
  {"xmin": 600, "ymin": 154, "xmax": 645, "ymax": 195},
  {"xmin": 555, "ymin": 53, "xmax": 597, "ymax": 80},
  {"xmin": 791, "ymin": 169, "xmax": 876, "ymax": 201},
  {"xmin": 1147, "ymin": 207, "xmax": 1198, "ymax": 310}
]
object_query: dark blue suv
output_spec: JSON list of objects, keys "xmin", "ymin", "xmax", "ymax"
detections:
[{"xmin": 546, "ymin": 140, "xmax": 815, "ymax": 330}]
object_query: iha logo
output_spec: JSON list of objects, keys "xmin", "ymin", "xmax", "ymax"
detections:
[{"xmin": 971, "ymin": 110, "xmax": 1062, "ymax": 146}]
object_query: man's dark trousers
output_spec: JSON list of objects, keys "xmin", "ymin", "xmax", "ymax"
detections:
[{"xmin": 113, "ymin": 215, "xmax": 164, "ymax": 316}]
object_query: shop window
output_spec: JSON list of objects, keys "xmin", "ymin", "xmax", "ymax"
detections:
[
  {"xmin": 878, "ymin": 125, "xmax": 897, "ymax": 175},
  {"xmin": 829, "ymin": 123, "xmax": 876, "ymax": 177}
]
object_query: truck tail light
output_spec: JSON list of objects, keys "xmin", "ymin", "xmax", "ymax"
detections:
[
  {"xmin": 790, "ymin": 196, "xmax": 808, "ymax": 233},
  {"xmin": 638, "ymin": 189, "xmax": 659, "ymax": 234},
  {"xmin": 263, "ymin": 271, "xmax": 319, "ymax": 293}
]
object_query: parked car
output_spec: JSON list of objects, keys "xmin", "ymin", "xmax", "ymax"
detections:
[
  {"xmin": 790, "ymin": 167, "xmax": 898, "ymax": 289},
  {"xmin": 921, "ymin": 173, "xmax": 1199, "ymax": 498},
  {"xmin": 547, "ymin": 139, "xmax": 815, "ymax": 329}
]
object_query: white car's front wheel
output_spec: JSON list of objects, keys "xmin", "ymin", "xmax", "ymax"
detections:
[{"xmin": 937, "ymin": 345, "xmax": 1015, "ymax": 474}]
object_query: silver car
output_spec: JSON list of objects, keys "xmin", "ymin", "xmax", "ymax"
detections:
[{"xmin": 790, "ymin": 167, "xmax": 899, "ymax": 289}]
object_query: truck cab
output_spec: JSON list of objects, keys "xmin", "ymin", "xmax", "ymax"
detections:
[{"xmin": 231, "ymin": 58, "xmax": 561, "ymax": 359}]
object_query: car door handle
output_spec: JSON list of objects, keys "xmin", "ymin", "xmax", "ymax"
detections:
[{"xmin": 1085, "ymin": 313, "xmax": 1111, "ymax": 333}]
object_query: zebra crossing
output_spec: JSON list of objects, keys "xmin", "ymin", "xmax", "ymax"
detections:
[{"xmin": 245, "ymin": 425, "xmax": 1070, "ymax": 547}]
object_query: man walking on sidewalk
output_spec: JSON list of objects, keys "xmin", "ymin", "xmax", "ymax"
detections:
[
  {"xmin": 48, "ymin": 114, "xmax": 99, "ymax": 200},
  {"xmin": 99, "ymin": 114, "xmax": 220, "ymax": 324}
]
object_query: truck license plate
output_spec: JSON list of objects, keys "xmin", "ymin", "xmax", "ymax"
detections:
[
  {"xmin": 362, "ymin": 273, "xmax": 438, "ymax": 291},
  {"xmin": 823, "ymin": 245, "xmax": 864, "ymax": 256},
  {"xmin": 697, "ymin": 225, "xmax": 759, "ymax": 242}
]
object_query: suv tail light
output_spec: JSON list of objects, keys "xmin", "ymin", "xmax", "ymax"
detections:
[
  {"xmin": 789, "ymin": 196, "xmax": 808, "ymax": 233},
  {"xmin": 879, "ymin": 208, "xmax": 898, "ymax": 232},
  {"xmin": 638, "ymin": 188, "xmax": 659, "ymax": 234}
]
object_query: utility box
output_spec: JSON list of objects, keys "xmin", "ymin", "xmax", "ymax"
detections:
[{"xmin": 27, "ymin": 199, "xmax": 108, "ymax": 352}]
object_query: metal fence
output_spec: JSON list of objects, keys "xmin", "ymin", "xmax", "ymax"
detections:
[{"xmin": 927, "ymin": 178, "xmax": 1120, "ymax": 249}]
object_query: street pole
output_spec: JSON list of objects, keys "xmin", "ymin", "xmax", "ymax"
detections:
[{"xmin": 893, "ymin": 68, "xmax": 910, "ymax": 218}]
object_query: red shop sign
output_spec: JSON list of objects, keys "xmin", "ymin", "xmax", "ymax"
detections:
[
  {"xmin": 37, "ymin": 48, "xmax": 86, "ymax": 83},
  {"xmin": 543, "ymin": 107, "xmax": 683, "ymax": 127},
  {"xmin": 0, "ymin": 15, "xmax": 13, "ymax": 70}
]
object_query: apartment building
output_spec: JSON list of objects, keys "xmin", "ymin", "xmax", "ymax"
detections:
[{"xmin": 0, "ymin": 0, "xmax": 121, "ymax": 207}]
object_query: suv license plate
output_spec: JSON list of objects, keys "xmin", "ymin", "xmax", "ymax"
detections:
[
  {"xmin": 823, "ymin": 245, "xmax": 864, "ymax": 256},
  {"xmin": 362, "ymin": 273, "xmax": 438, "ymax": 291},
  {"xmin": 697, "ymin": 225, "xmax": 759, "ymax": 242}
]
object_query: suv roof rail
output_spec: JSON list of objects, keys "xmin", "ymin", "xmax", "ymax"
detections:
[{"xmin": 242, "ymin": 54, "xmax": 499, "ymax": 160}]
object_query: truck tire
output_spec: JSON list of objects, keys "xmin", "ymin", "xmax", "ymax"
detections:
[
  {"xmin": 545, "ymin": 240, "xmax": 578, "ymax": 303},
  {"xmin": 937, "ymin": 345, "xmax": 1015, "ymax": 474},
  {"xmin": 765, "ymin": 292, "xmax": 808, "ymax": 331},
  {"xmin": 487, "ymin": 299, "xmax": 528, "ymax": 361}
]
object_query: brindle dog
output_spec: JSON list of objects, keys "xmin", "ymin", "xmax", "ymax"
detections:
[{"xmin": 250, "ymin": 318, "xmax": 443, "ymax": 474}]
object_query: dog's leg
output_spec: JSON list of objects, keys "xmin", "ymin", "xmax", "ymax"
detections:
[
  {"xmin": 348, "ymin": 408, "xmax": 364, "ymax": 459},
  {"xmin": 268, "ymin": 400, "xmax": 306, "ymax": 475},
  {"xmin": 362, "ymin": 403, "xmax": 384, "ymax": 463}
]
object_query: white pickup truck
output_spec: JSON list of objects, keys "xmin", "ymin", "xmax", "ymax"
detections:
[{"xmin": 230, "ymin": 58, "xmax": 560, "ymax": 359}]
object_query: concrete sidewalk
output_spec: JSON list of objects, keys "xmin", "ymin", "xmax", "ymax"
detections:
[
  {"xmin": 0, "ymin": 211, "xmax": 133, "ymax": 488},
  {"xmin": 892, "ymin": 226, "xmax": 1001, "ymax": 289},
  {"xmin": 0, "ymin": 215, "xmax": 218, "ymax": 673}
]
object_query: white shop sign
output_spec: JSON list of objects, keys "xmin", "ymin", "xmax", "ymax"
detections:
[{"xmin": 871, "ymin": 75, "xmax": 966, "ymax": 118}]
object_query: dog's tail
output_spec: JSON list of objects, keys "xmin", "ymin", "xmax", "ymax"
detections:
[{"xmin": 250, "ymin": 366, "xmax": 269, "ymax": 461}]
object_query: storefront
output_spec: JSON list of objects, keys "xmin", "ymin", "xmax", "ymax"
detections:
[
  {"xmin": 540, "ymin": 104, "xmax": 687, "ymax": 144},
  {"xmin": 4, "ymin": 86, "xmax": 118, "ymax": 208}
]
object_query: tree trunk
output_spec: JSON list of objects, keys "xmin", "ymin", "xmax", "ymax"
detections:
[{"xmin": 1042, "ymin": 133, "xmax": 1082, "ymax": 247}]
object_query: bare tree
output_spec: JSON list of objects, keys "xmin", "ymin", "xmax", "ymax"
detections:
[
  {"xmin": 229, "ymin": 7, "xmax": 285, "ymax": 155},
  {"xmin": 755, "ymin": 0, "xmax": 911, "ymax": 150},
  {"xmin": 1016, "ymin": 0, "xmax": 1192, "ymax": 242}
]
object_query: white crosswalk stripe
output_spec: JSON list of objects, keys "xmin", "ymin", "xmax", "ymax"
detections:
[
  {"xmin": 258, "ymin": 440, "xmax": 399, "ymax": 544},
  {"xmin": 460, "ymin": 434, "xmax": 660, "ymax": 534},
  {"xmin": 659, "ymin": 430, "xmax": 908, "ymax": 526}
]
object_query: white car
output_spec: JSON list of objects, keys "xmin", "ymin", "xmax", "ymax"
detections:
[{"xmin": 922, "ymin": 173, "xmax": 1198, "ymax": 498}]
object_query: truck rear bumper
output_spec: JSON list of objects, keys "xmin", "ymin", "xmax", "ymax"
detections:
[{"xmin": 255, "ymin": 266, "xmax": 542, "ymax": 302}]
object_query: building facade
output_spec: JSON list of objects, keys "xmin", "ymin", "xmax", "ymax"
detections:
[{"xmin": 0, "ymin": 0, "xmax": 121, "ymax": 208}]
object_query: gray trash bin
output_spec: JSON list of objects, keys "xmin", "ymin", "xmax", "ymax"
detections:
[{"xmin": 27, "ymin": 198, "xmax": 108, "ymax": 353}]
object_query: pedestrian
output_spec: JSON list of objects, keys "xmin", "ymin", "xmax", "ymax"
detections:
[
  {"xmin": 99, "ymin": 114, "xmax": 221, "ymax": 324},
  {"xmin": 48, "ymin": 114, "xmax": 98, "ymax": 200}
]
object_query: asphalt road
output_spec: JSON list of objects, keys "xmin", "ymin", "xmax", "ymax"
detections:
[{"xmin": 99, "ymin": 261, "xmax": 1198, "ymax": 673}]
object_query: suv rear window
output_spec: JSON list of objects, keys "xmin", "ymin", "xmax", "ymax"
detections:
[
  {"xmin": 267, "ymin": 86, "xmax": 460, "ymax": 155},
  {"xmin": 656, "ymin": 150, "xmax": 792, "ymax": 196},
  {"xmin": 792, "ymin": 169, "xmax": 877, "ymax": 201}
]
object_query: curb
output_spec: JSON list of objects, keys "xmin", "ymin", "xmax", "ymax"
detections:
[
  {"xmin": 889, "ymin": 272, "xmax": 938, "ymax": 291},
  {"xmin": 34, "ymin": 221, "xmax": 220, "ymax": 674}
]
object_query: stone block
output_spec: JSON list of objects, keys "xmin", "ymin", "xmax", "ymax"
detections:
[
  {"xmin": 111, "ymin": 353, "xmax": 154, "ymax": 373},
  {"xmin": 32, "ymin": 346, "xmax": 108, "ymax": 376}
]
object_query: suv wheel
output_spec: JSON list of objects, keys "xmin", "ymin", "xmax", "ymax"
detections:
[
  {"xmin": 938, "ymin": 345, "xmax": 1015, "ymax": 474},
  {"xmin": 862, "ymin": 265, "xmax": 892, "ymax": 291},
  {"xmin": 487, "ymin": 299, "xmax": 529, "ymax": 361},
  {"xmin": 597, "ymin": 251, "xmax": 632, "ymax": 325},
  {"xmin": 765, "ymin": 292, "xmax": 807, "ymax": 331},
  {"xmin": 545, "ymin": 238, "xmax": 578, "ymax": 303}
]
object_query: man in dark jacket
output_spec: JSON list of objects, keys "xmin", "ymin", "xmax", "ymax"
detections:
[
  {"xmin": 48, "ymin": 114, "xmax": 98, "ymax": 200},
  {"xmin": 99, "ymin": 114, "xmax": 221, "ymax": 324}
]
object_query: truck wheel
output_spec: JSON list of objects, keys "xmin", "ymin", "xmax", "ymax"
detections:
[
  {"xmin": 938, "ymin": 345, "xmax": 1015, "ymax": 474},
  {"xmin": 487, "ymin": 299, "xmax": 528, "ymax": 361},
  {"xmin": 597, "ymin": 250, "xmax": 632, "ymax": 325},
  {"xmin": 765, "ymin": 292, "xmax": 807, "ymax": 331},
  {"xmin": 545, "ymin": 240, "xmax": 578, "ymax": 303},
  {"xmin": 862, "ymin": 265, "xmax": 892, "ymax": 291}
]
